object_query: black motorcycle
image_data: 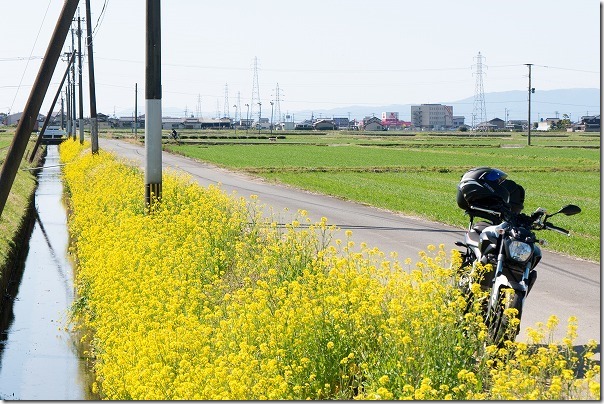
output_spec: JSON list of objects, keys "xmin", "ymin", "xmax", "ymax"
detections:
[{"xmin": 455, "ymin": 167, "xmax": 581, "ymax": 345}]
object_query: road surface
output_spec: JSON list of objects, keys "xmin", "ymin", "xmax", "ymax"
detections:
[{"xmin": 98, "ymin": 138, "xmax": 600, "ymax": 347}]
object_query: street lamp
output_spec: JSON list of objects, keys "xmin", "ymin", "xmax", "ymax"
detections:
[
  {"xmin": 270, "ymin": 101, "xmax": 274, "ymax": 134},
  {"xmin": 232, "ymin": 104, "xmax": 237, "ymax": 134},
  {"xmin": 257, "ymin": 102, "xmax": 262, "ymax": 134},
  {"xmin": 244, "ymin": 103, "xmax": 249, "ymax": 133}
]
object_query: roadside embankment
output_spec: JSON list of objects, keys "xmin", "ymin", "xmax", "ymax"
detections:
[{"xmin": 0, "ymin": 142, "xmax": 44, "ymax": 314}]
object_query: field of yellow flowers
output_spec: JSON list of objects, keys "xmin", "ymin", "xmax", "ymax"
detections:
[{"xmin": 60, "ymin": 139, "xmax": 599, "ymax": 400}]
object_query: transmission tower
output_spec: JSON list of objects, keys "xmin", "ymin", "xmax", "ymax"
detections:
[
  {"xmin": 223, "ymin": 83, "xmax": 230, "ymax": 118},
  {"xmin": 472, "ymin": 51, "xmax": 487, "ymax": 130},
  {"xmin": 250, "ymin": 56, "xmax": 260, "ymax": 120},
  {"xmin": 274, "ymin": 83, "xmax": 282, "ymax": 123},
  {"xmin": 196, "ymin": 94, "xmax": 202, "ymax": 118}
]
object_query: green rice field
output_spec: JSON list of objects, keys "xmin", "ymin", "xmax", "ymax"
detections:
[{"xmin": 159, "ymin": 131, "xmax": 599, "ymax": 262}]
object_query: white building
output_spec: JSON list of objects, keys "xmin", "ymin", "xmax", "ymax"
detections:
[{"xmin": 410, "ymin": 104, "xmax": 453, "ymax": 129}]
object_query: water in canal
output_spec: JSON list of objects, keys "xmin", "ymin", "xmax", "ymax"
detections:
[{"xmin": 0, "ymin": 145, "xmax": 94, "ymax": 399}]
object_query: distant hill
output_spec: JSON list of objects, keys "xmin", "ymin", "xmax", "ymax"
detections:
[{"xmin": 292, "ymin": 88, "xmax": 600, "ymax": 123}]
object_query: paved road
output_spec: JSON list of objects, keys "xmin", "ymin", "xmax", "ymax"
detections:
[{"xmin": 99, "ymin": 138, "xmax": 600, "ymax": 347}]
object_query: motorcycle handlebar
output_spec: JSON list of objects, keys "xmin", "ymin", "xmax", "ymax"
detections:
[
  {"xmin": 469, "ymin": 205, "xmax": 502, "ymax": 217},
  {"xmin": 544, "ymin": 222, "xmax": 571, "ymax": 236}
]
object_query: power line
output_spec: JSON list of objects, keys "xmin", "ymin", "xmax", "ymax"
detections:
[
  {"xmin": 0, "ymin": 56, "xmax": 43, "ymax": 62},
  {"xmin": 9, "ymin": 0, "xmax": 53, "ymax": 115},
  {"xmin": 533, "ymin": 64, "xmax": 599, "ymax": 74},
  {"xmin": 92, "ymin": 0, "xmax": 109, "ymax": 40}
]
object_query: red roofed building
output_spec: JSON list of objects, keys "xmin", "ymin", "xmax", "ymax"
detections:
[{"xmin": 381, "ymin": 112, "xmax": 411, "ymax": 130}]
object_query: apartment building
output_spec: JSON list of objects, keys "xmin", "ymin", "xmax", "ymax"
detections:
[{"xmin": 410, "ymin": 104, "xmax": 453, "ymax": 129}]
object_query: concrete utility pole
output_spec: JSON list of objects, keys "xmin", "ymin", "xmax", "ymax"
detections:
[
  {"xmin": 60, "ymin": 93, "xmax": 65, "ymax": 130},
  {"xmin": 270, "ymin": 101, "xmax": 274, "ymax": 134},
  {"xmin": 66, "ymin": 53, "xmax": 72, "ymax": 136},
  {"xmin": 525, "ymin": 63, "xmax": 533, "ymax": 146},
  {"xmin": 145, "ymin": 0, "xmax": 162, "ymax": 206},
  {"xmin": 134, "ymin": 83, "xmax": 138, "ymax": 140},
  {"xmin": 0, "ymin": 0, "xmax": 80, "ymax": 220},
  {"xmin": 85, "ymin": 0, "xmax": 99, "ymax": 153},
  {"xmin": 77, "ymin": 14, "xmax": 84, "ymax": 144},
  {"xmin": 257, "ymin": 102, "xmax": 262, "ymax": 134},
  {"xmin": 71, "ymin": 27, "xmax": 77, "ymax": 141}
]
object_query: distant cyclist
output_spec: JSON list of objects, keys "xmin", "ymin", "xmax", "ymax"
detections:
[{"xmin": 171, "ymin": 129, "xmax": 180, "ymax": 144}]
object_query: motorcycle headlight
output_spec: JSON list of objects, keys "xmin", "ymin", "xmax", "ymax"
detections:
[{"xmin": 508, "ymin": 241, "xmax": 532, "ymax": 262}]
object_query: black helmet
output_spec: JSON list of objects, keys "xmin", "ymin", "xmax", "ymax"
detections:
[{"xmin": 456, "ymin": 167, "xmax": 510, "ymax": 211}]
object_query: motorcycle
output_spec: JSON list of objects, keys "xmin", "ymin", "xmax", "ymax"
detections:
[{"xmin": 455, "ymin": 203, "xmax": 581, "ymax": 346}]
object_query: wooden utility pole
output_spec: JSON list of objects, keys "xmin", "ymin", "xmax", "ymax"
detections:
[
  {"xmin": 29, "ymin": 52, "xmax": 76, "ymax": 163},
  {"xmin": 0, "ymin": 0, "xmax": 80, "ymax": 220},
  {"xmin": 145, "ymin": 0, "xmax": 162, "ymax": 206},
  {"xmin": 85, "ymin": 0, "xmax": 99, "ymax": 153}
]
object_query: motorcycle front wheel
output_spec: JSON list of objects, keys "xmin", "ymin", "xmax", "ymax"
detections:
[{"xmin": 487, "ymin": 287, "xmax": 523, "ymax": 347}]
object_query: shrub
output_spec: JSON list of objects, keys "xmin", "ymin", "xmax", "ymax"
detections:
[{"xmin": 59, "ymin": 139, "xmax": 600, "ymax": 400}]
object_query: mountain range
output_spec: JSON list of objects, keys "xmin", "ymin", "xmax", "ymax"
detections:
[{"xmin": 291, "ymin": 88, "xmax": 600, "ymax": 123}]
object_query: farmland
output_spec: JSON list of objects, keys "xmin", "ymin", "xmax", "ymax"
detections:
[
  {"xmin": 60, "ymin": 139, "xmax": 600, "ymax": 399},
  {"xmin": 157, "ymin": 131, "xmax": 600, "ymax": 262}
]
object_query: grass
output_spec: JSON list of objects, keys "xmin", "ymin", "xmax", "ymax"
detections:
[
  {"xmin": 0, "ymin": 130, "xmax": 41, "ymax": 301},
  {"xmin": 159, "ymin": 131, "xmax": 600, "ymax": 262}
]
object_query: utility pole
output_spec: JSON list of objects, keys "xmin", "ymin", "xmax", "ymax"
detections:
[
  {"xmin": 30, "ymin": 52, "xmax": 76, "ymax": 162},
  {"xmin": 145, "ymin": 0, "xmax": 162, "ymax": 206},
  {"xmin": 66, "ymin": 56, "xmax": 72, "ymax": 136},
  {"xmin": 245, "ymin": 103, "xmax": 249, "ymax": 133},
  {"xmin": 71, "ymin": 27, "xmax": 77, "ymax": 141},
  {"xmin": 257, "ymin": 102, "xmax": 262, "ymax": 134},
  {"xmin": 232, "ymin": 104, "xmax": 237, "ymax": 134},
  {"xmin": 77, "ymin": 14, "xmax": 84, "ymax": 144},
  {"xmin": 270, "ymin": 101, "xmax": 274, "ymax": 134},
  {"xmin": 525, "ymin": 63, "xmax": 533, "ymax": 146},
  {"xmin": 0, "ymin": 0, "xmax": 79, "ymax": 220},
  {"xmin": 85, "ymin": 0, "xmax": 99, "ymax": 153},
  {"xmin": 60, "ymin": 93, "xmax": 64, "ymax": 130},
  {"xmin": 134, "ymin": 83, "xmax": 138, "ymax": 140}
]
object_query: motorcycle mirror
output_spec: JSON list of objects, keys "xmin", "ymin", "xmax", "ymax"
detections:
[{"xmin": 557, "ymin": 204, "xmax": 582, "ymax": 216}]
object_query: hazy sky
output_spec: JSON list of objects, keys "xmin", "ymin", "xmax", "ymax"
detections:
[{"xmin": 0, "ymin": 0, "xmax": 600, "ymax": 121}]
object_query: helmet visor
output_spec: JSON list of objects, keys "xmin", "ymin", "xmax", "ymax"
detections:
[{"xmin": 482, "ymin": 169, "xmax": 507, "ymax": 184}]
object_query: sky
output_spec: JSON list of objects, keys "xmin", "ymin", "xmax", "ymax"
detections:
[{"xmin": 0, "ymin": 0, "xmax": 600, "ymax": 122}]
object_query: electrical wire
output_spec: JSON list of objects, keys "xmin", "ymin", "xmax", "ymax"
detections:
[
  {"xmin": 533, "ymin": 64, "xmax": 599, "ymax": 74},
  {"xmin": 92, "ymin": 0, "xmax": 109, "ymax": 40},
  {"xmin": 8, "ymin": 0, "xmax": 53, "ymax": 115},
  {"xmin": 0, "ymin": 56, "xmax": 43, "ymax": 62}
]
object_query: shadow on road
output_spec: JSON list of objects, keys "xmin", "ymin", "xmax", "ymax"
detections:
[
  {"xmin": 265, "ymin": 222, "xmax": 464, "ymax": 233},
  {"xmin": 528, "ymin": 343, "xmax": 601, "ymax": 379}
]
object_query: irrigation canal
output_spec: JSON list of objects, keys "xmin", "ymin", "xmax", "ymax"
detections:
[{"xmin": 0, "ymin": 145, "xmax": 93, "ymax": 399}]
